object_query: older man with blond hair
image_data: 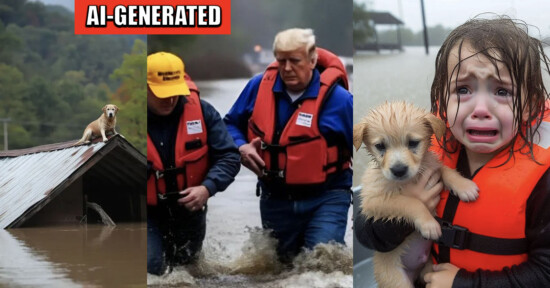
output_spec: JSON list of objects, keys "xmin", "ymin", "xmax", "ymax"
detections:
[{"xmin": 224, "ymin": 28, "xmax": 353, "ymax": 261}]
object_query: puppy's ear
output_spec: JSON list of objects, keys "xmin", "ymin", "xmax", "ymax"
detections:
[
  {"xmin": 425, "ymin": 113, "xmax": 446, "ymax": 139},
  {"xmin": 115, "ymin": 105, "xmax": 119, "ymax": 112},
  {"xmin": 102, "ymin": 105, "xmax": 107, "ymax": 112},
  {"xmin": 353, "ymin": 121, "xmax": 367, "ymax": 151}
]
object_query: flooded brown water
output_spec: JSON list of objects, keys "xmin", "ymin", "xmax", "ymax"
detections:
[{"xmin": 0, "ymin": 223, "xmax": 146, "ymax": 287}]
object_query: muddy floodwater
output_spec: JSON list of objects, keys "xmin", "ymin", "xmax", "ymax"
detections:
[
  {"xmin": 0, "ymin": 223, "xmax": 146, "ymax": 287},
  {"xmin": 147, "ymin": 79, "xmax": 354, "ymax": 288}
]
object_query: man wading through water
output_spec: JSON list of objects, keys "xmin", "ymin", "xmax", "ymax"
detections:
[
  {"xmin": 224, "ymin": 28, "xmax": 353, "ymax": 262},
  {"xmin": 146, "ymin": 52, "xmax": 240, "ymax": 275}
]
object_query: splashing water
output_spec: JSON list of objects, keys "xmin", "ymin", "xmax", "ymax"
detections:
[
  {"xmin": 147, "ymin": 226, "xmax": 352, "ymax": 287},
  {"xmin": 229, "ymin": 227, "xmax": 284, "ymax": 275},
  {"xmin": 292, "ymin": 242, "xmax": 353, "ymax": 274}
]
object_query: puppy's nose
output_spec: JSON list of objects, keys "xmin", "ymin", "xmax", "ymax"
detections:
[{"xmin": 390, "ymin": 164, "xmax": 408, "ymax": 178}]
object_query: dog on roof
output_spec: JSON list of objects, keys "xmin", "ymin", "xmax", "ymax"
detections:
[{"xmin": 75, "ymin": 104, "xmax": 119, "ymax": 145}]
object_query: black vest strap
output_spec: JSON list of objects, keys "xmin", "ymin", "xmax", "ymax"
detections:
[
  {"xmin": 154, "ymin": 166, "xmax": 187, "ymax": 199},
  {"xmin": 435, "ymin": 217, "xmax": 528, "ymax": 255},
  {"xmin": 437, "ymin": 193, "xmax": 459, "ymax": 262}
]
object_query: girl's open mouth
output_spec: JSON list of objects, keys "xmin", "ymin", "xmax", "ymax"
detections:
[{"xmin": 467, "ymin": 129, "xmax": 498, "ymax": 136}]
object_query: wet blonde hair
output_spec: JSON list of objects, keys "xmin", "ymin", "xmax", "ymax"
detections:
[{"xmin": 273, "ymin": 28, "xmax": 317, "ymax": 61}]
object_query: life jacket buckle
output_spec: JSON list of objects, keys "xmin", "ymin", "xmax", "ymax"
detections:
[
  {"xmin": 437, "ymin": 221, "xmax": 469, "ymax": 250},
  {"xmin": 155, "ymin": 170, "xmax": 164, "ymax": 179},
  {"xmin": 260, "ymin": 141, "xmax": 284, "ymax": 152},
  {"xmin": 262, "ymin": 169, "xmax": 284, "ymax": 179},
  {"xmin": 157, "ymin": 191, "xmax": 180, "ymax": 204}
]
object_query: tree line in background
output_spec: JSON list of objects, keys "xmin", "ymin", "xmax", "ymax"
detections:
[
  {"xmin": 353, "ymin": 1, "xmax": 453, "ymax": 48},
  {"xmin": 0, "ymin": 0, "xmax": 146, "ymax": 153},
  {"xmin": 374, "ymin": 24, "xmax": 453, "ymax": 46},
  {"xmin": 148, "ymin": 0, "xmax": 353, "ymax": 80}
]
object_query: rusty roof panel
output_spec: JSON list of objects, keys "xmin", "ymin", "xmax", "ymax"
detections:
[
  {"xmin": 0, "ymin": 143, "xmax": 104, "ymax": 228},
  {"xmin": 0, "ymin": 135, "xmax": 146, "ymax": 229}
]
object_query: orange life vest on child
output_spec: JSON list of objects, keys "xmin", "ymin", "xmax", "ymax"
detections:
[
  {"xmin": 433, "ymin": 117, "xmax": 550, "ymax": 271},
  {"xmin": 247, "ymin": 48, "xmax": 350, "ymax": 185},
  {"xmin": 147, "ymin": 75, "xmax": 210, "ymax": 206}
]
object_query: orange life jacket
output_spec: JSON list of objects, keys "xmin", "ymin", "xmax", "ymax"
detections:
[
  {"xmin": 147, "ymin": 75, "xmax": 210, "ymax": 206},
  {"xmin": 433, "ymin": 119, "xmax": 550, "ymax": 271},
  {"xmin": 247, "ymin": 48, "xmax": 350, "ymax": 185}
]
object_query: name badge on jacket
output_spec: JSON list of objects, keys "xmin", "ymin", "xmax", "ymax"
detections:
[
  {"xmin": 187, "ymin": 120, "xmax": 203, "ymax": 134},
  {"xmin": 296, "ymin": 112, "xmax": 313, "ymax": 127}
]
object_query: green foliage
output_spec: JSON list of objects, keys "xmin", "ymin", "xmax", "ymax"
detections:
[
  {"xmin": 353, "ymin": 1, "xmax": 374, "ymax": 47},
  {"xmin": 110, "ymin": 39, "xmax": 147, "ymax": 154},
  {"xmin": 0, "ymin": 0, "xmax": 145, "ymax": 152},
  {"xmin": 0, "ymin": 63, "xmax": 32, "ymax": 150}
]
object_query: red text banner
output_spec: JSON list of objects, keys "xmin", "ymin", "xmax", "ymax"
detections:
[{"xmin": 75, "ymin": 0, "xmax": 231, "ymax": 35}]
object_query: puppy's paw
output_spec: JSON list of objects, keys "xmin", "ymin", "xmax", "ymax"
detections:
[
  {"xmin": 415, "ymin": 217, "xmax": 441, "ymax": 240},
  {"xmin": 103, "ymin": 138, "xmax": 108, "ymax": 142},
  {"xmin": 452, "ymin": 178, "xmax": 479, "ymax": 202}
]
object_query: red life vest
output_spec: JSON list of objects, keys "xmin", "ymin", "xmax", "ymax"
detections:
[
  {"xmin": 433, "ymin": 118, "xmax": 550, "ymax": 271},
  {"xmin": 247, "ymin": 48, "xmax": 350, "ymax": 185},
  {"xmin": 147, "ymin": 75, "xmax": 210, "ymax": 206}
]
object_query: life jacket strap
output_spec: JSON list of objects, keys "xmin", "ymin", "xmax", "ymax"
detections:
[
  {"xmin": 324, "ymin": 144, "xmax": 351, "ymax": 173},
  {"xmin": 262, "ymin": 169, "xmax": 284, "ymax": 179},
  {"xmin": 154, "ymin": 166, "xmax": 186, "ymax": 180},
  {"xmin": 435, "ymin": 217, "xmax": 528, "ymax": 255},
  {"xmin": 260, "ymin": 141, "xmax": 286, "ymax": 152},
  {"xmin": 153, "ymin": 166, "xmax": 187, "ymax": 204}
]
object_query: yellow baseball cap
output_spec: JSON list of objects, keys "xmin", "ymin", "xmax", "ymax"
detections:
[{"xmin": 147, "ymin": 52, "xmax": 190, "ymax": 98}]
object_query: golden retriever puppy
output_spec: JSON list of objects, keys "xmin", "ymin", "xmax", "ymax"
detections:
[
  {"xmin": 353, "ymin": 101, "xmax": 479, "ymax": 288},
  {"xmin": 76, "ymin": 104, "xmax": 119, "ymax": 145}
]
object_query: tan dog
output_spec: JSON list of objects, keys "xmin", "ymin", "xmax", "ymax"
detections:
[
  {"xmin": 353, "ymin": 101, "xmax": 479, "ymax": 288},
  {"xmin": 76, "ymin": 104, "xmax": 119, "ymax": 145}
]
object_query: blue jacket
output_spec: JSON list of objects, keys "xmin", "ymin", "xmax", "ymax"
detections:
[{"xmin": 224, "ymin": 69, "xmax": 353, "ymax": 192}]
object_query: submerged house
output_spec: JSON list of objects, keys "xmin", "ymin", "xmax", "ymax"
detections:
[{"xmin": 0, "ymin": 135, "xmax": 146, "ymax": 228}]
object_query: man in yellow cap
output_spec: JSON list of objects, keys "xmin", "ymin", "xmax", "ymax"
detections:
[{"xmin": 147, "ymin": 52, "xmax": 240, "ymax": 275}]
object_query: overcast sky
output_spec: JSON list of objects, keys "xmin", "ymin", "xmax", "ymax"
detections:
[{"xmin": 359, "ymin": 0, "xmax": 550, "ymax": 38}]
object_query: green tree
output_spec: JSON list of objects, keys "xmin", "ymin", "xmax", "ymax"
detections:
[
  {"xmin": 0, "ymin": 0, "xmax": 142, "ymax": 148},
  {"xmin": 110, "ymin": 39, "xmax": 147, "ymax": 154},
  {"xmin": 353, "ymin": 1, "xmax": 373, "ymax": 47},
  {"xmin": 0, "ymin": 20, "xmax": 23, "ymax": 65},
  {"xmin": 0, "ymin": 63, "xmax": 34, "ymax": 149}
]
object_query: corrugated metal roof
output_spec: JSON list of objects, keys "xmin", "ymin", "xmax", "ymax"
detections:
[{"xmin": 0, "ymin": 135, "xmax": 146, "ymax": 228}]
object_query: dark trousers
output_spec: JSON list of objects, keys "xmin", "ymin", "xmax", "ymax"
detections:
[
  {"xmin": 147, "ymin": 205, "xmax": 207, "ymax": 275},
  {"xmin": 260, "ymin": 188, "xmax": 351, "ymax": 261}
]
